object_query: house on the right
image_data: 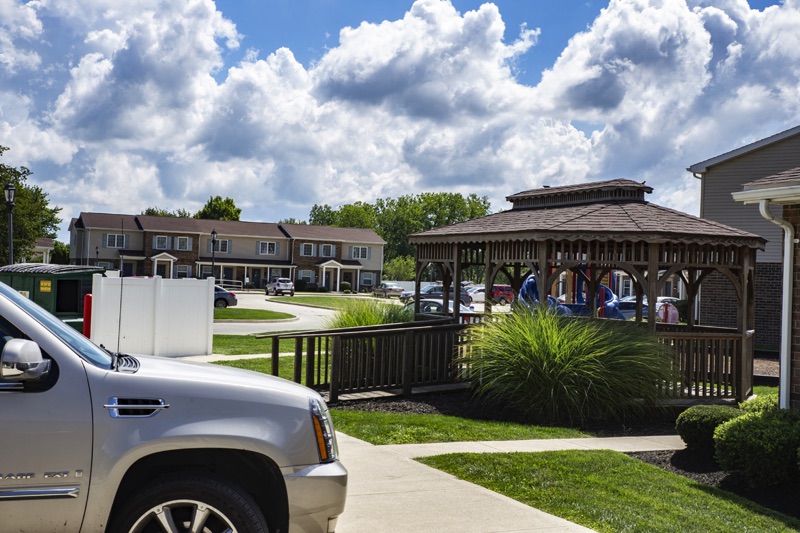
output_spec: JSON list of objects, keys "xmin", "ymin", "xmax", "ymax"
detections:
[
  {"xmin": 732, "ymin": 166, "xmax": 800, "ymax": 410},
  {"xmin": 688, "ymin": 124, "xmax": 800, "ymax": 353}
]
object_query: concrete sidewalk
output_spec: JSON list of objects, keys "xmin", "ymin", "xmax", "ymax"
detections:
[{"xmin": 335, "ymin": 433, "xmax": 685, "ymax": 533}]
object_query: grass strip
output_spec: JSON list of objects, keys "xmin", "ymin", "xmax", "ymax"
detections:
[
  {"xmin": 330, "ymin": 410, "xmax": 588, "ymax": 444},
  {"xmin": 269, "ymin": 295, "xmax": 368, "ymax": 310},
  {"xmin": 212, "ymin": 356, "xmax": 298, "ymax": 380},
  {"xmin": 419, "ymin": 450, "xmax": 800, "ymax": 533},
  {"xmin": 213, "ymin": 335, "xmax": 299, "ymax": 355},
  {"xmin": 213, "ymin": 308, "xmax": 294, "ymax": 320}
]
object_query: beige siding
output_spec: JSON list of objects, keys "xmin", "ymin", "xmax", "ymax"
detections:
[
  {"xmin": 700, "ymin": 133, "xmax": 800, "ymax": 263},
  {"xmin": 228, "ymin": 236, "xmax": 291, "ymax": 261}
]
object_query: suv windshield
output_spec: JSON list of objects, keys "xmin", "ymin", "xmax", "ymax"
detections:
[{"xmin": 0, "ymin": 283, "xmax": 112, "ymax": 369}]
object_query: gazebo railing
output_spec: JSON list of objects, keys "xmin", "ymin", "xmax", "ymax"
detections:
[
  {"xmin": 656, "ymin": 324, "xmax": 753, "ymax": 401},
  {"xmin": 262, "ymin": 319, "xmax": 754, "ymax": 402}
]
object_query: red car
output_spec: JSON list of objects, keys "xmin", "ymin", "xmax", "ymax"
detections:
[{"xmin": 492, "ymin": 284, "xmax": 515, "ymax": 305}]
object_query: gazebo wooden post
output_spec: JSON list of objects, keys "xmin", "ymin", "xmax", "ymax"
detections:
[
  {"xmin": 453, "ymin": 243, "xmax": 463, "ymax": 320},
  {"xmin": 484, "ymin": 242, "xmax": 493, "ymax": 314},
  {"xmin": 647, "ymin": 243, "xmax": 659, "ymax": 331}
]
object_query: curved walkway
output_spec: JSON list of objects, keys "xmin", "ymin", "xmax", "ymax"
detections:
[{"xmin": 335, "ymin": 432, "xmax": 684, "ymax": 533}]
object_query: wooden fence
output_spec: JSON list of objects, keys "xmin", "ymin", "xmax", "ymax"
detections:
[{"xmin": 263, "ymin": 317, "xmax": 754, "ymax": 402}]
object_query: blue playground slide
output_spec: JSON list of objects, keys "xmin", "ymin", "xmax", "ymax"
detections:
[{"xmin": 516, "ymin": 275, "xmax": 572, "ymax": 315}]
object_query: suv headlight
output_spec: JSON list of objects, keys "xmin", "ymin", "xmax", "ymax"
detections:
[{"xmin": 309, "ymin": 397, "xmax": 338, "ymax": 463}]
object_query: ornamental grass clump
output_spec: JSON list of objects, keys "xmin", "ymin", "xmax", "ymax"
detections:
[
  {"xmin": 460, "ymin": 308, "xmax": 676, "ymax": 425},
  {"xmin": 326, "ymin": 298, "xmax": 413, "ymax": 329}
]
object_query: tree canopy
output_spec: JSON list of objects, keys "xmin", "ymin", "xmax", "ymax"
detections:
[
  {"xmin": 141, "ymin": 206, "xmax": 193, "ymax": 218},
  {"xmin": 0, "ymin": 147, "xmax": 62, "ymax": 265},
  {"xmin": 309, "ymin": 192, "xmax": 491, "ymax": 262},
  {"xmin": 194, "ymin": 196, "xmax": 241, "ymax": 221}
]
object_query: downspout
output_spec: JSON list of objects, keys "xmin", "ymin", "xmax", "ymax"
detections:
[{"xmin": 758, "ymin": 199, "xmax": 793, "ymax": 409}]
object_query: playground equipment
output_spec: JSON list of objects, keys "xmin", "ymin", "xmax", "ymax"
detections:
[{"xmin": 517, "ymin": 273, "xmax": 627, "ymax": 319}]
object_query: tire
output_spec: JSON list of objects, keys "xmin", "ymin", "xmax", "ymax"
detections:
[
  {"xmin": 215, "ymin": 299, "xmax": 228, "ymax": 308},
  {"xmin": 289, "ymin": 291, "xmax": 294, "ymax": 296},
  {"xmin": 112, "ymin": 473, "xmax": 269, "ymax": 533}
]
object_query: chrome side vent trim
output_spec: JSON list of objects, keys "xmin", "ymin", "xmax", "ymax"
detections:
[
  {"xmin": 104, "ymin": 397, "xmax": 169, "ymax": 418},
  {"xmin": 115, "ymin": 355, "xmax": 140, "ymax": 373},
  {"xmin": 0, "ymin": 487, "xmax": 79, "ymax": 500}
]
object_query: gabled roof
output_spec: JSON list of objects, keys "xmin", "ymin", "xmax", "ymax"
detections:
[
  {"xmin": 76, "ymin": 212, "xmax": 140, "ymax": 231},
  {"xmin": 279, "ymin": 223, "xmax": 385, "ymax": 244},
  {"xmin": 137, "ymin": 216, "xmax": 285, "ymax": 238},
  {"xmin": 688, "ymin": 124, "xmax": 800, "ymax": 174}
]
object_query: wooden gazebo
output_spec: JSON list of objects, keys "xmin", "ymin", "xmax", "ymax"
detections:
[{"xmin": 409, "ymin": 179, "xmax": 766, "ymax": 401}]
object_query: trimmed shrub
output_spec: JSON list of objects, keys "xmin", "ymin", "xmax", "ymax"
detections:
[
  {"xmin": 317, "ymin": 286, "xmax": 330, "ymax": 292},
  {"xmin": 326, "ymin": 299, "xmax": 413, "ymax": 329},
  {"xmin": 460, "ymin": 309, "xmax": 677, "ymax": 425},
  {"xmin": 739, "ymin": 392, "xmax": 779, "ymax": 414},
  {"xmin": 675, "ymin": 404, "xmax": 742, "ymax": 456},
  {"xmin": 340, "ymin": 281, "xmax": 351, "ymax": 292},
  {"xmin": 714, "ymin": 408, "xmax": 800, "ymax": 488},
  {"xmin": 294, "ymin": 279, "xmax": 307, "ymax": 291}
]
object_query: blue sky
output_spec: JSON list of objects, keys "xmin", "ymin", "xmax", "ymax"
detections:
[{"xmin": 0, "ymin": 0, "xmax": 797, "ymax": 241}]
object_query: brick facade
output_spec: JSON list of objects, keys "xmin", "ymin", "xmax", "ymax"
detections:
[{"xmin": 699, "ymin": 262, "xmax": 782, "ymax": 350}]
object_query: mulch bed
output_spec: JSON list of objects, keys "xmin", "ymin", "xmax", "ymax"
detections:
[{"xmin": 330, "ymin": 387, "xmax": 800, "ymax": 520}]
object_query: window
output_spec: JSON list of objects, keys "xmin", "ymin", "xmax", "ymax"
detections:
[
  {"xmin": 176, "ymin": 237, "xmax": 190, "ymax": 251},
  {"xmin": 176, "ymin": 265, "xmax": 190, "ymax": 278},
  {"xmin": 320, "ymin": 244, "xmax": 334, "ymax": 258},
  {"xmin": 106, "ymin": 234, "xmax": 125, "ymax": 248},
  {"xmin": 352, "ymin": 246, "xmax": 369, "ymax": 259},
  {"xmin": 361, "ymin": 272, "xmax": 374, "ymax": 286},
  {"xmin": 201, "ymin": 265, "xmax": 213, "ymax": 278},
  {"xmin": 155, "ymin": 235, "xmax": 168, "ymax": 250},
  {"xmin": 98, "ymin": 261, "xmax": 116, "ymax": 270},
  {"xmin": 301, "ymin": 243, "xmax": 314, "ymax": 257},
  {"xmin": 259, "ymin": 241, "xmax": 277, "ymax": 255},
  {"xmin": 212, "ymin": 239, "xmax": 229, "ymax": 253},
  {"xmin": 299, "ymin": 270, "xmax": 314, "ymax": 282}
]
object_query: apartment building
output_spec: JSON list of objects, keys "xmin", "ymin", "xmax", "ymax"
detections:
[{"xmin": 69, "ymin": 213, "xmax": 385, "ymax": 291}]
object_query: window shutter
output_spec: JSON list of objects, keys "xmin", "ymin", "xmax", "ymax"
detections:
[
  {"xmin": 227, "ymin": 239, "xmax": 232, "ymax": 254},
  {"xmin": 207, "ymin": 239, "xmax": 212, "ymax": 253},
  {"xmin": 256, "ymin": 242, "xmax": 261, "ymax": 255},
  {"xmin": 275, "ymin": 242, "xmax": 280, "ymax": 255},
  {"xmin": 367, "ymin": 247, "xmax": 371, "ymax": 260},
  {"xmin": 124, "ymin": 235, "xmax": 129, "ymax": 249},
  {"xmin": 349, "ymin": 246, "xmax": 354, "ymax": 259},
  {"xmin": 102, "ymin": 234, "xmax": 108, "ymax": 248},
  {"xmin": 187, "ymin": 237, "xmax": 193, "ymax": 250},
  {"xmin": 187, "ymin": 265, "xmax": 192, "ymax": 277},
  {"xmin": 167, "ymin": 236, "xmax": 173, "ymax": 249},
  {"xmin": 153, "ymin": 236, "xmax": 158, "ymax": 248}
]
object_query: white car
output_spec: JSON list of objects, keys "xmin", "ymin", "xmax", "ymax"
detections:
[
  {"xmin": 406, "ymin": 298, "xmax": 474, "ymax": 314},
  {"xmin": 467, "ymin": 286, "xmax": 485, "ymax": 303}
]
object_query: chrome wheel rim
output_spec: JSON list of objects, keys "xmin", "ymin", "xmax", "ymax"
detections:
[{"xmin": 129, "ymin": 499, "xmax": 237, "ymax": 533}]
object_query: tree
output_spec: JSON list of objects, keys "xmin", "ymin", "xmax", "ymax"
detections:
[
  {"xmin": 278, "ymin": 217, "xmax": 306, "ymax": 225},
  {"xmin": 141, "ymin": 207, "xmax": 193, "ymax": 218},
  {"xmin": 308, "ymin": 204, "xmax": 336, "ymax": 226},
  {"xmin": 0, "ymin": 146, "xmax": 62, "ymax": 265},
  {"xmin": 50, "ymin": 241, "xmax": 70, "ymax": 264},
  {"xmin": 383, "ymin": 255, "xmax": 415, "ymax": 281},
  {"xmin": 194, "ymin": 196, "xmax": 241, "ymax": 221}
]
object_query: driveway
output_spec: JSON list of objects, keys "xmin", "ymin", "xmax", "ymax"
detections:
[{"xmin": 214, "ymin": 292, "xmax": 336, "ymax": 334}]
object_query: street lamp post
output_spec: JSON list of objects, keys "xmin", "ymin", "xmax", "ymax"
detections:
[
  {"xmin": 211, "ymin": 229, "xmax": 217, "ymax": 283},
  {"xmin": 4, "ymin": 183, "xmax": 15, "ymax": 265}
]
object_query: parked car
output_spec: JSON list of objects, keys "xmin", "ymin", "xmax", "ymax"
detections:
[
  {"xmin": 400, "ymin": 285, "xmax": 472, "ymax": 306},
  {"xmin": 491, "ymin": 284, "xmax": 515, "ymax": 305},
  {"xmin": 617, "ymin": 300, "xmax": 649, "ymax": 320},
  {"xmin": 405, "ymin": 298, "xmax": 473, "ymax": 314},
  {"xmin": 372, "ymin": 282, "xmax": 404, "ymax": 298},
  {"xmin": 0, "ymin": 281, "xmax": 347, "ymax": 532},
  {"xmin": 214, "ymin": 285, "xmax": 238, "ymax": 308},
  {"xmin": 267, "ymin": 277, "xmax": 295, "ymax": 296},
  {"xmin": 467, "ymin": 286, "xmax": 485, "ymax": 303}
]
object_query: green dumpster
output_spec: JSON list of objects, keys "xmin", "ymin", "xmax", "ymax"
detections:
[{"xmin": 0, "ymin": 264, "xmax": 106, "ymax": 331}]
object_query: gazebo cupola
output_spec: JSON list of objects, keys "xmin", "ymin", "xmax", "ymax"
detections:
[{"xmin": 506, "ymin": 179, "xmax": 653, "ymax": 210}]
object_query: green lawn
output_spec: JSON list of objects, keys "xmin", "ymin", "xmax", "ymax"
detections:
[
  {"xmin": 212, "ymin": 356, "xmax": 298, "ymax": 380},
  {"xmin": 330, "ymin": 410, "xmax": 588, "ymax": 444},
  {"xmin": 213, "ymin": 308, "xmax": 294, "ymax": 320},
  {"xmin": 213, "ymin": 334, "xmax": 300, "ymax": 355},
  {"xmin": 419, "ymin": 450, "xmax": 800, "ymax": 532},
  {"xmin": 269, "ymin": 295, "xmax": 371, "ymax": 310}
]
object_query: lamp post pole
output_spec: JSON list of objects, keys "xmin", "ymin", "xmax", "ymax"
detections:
[
  {"xmin": 4, "ymin": 183, "xmax": 15, "ymax": 265},
  {"xmin": 211, "ymin": 229, "xmax": 217, "ymax": 283}
]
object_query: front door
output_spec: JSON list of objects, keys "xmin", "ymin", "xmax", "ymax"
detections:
[
  {"xmin": 252, "ymin": 269, "xmax": 261, "ymax": 288},
  {"xmin": 0, "ymin": 309, "xmax": 93, "ymax": 531},
  {"xmin": 156, "ymin": 263, "xmax": 167, "ymax": 278}
]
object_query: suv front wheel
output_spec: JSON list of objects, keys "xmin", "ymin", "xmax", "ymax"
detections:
[{"xmin": 112, "ymin": 473, "xmax": 270, "ymax": 533}]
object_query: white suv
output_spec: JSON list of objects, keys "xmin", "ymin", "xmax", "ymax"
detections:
[
  {"xmin": 267, "ymin": 277, "xmax": 295, "ymax": 296},
  {"xmin": 0, "ymin": 282, "xmax": 346, "ymax": 532}
]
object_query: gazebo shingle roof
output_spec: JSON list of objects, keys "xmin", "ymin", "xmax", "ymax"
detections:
[{"xmin": 411, "ymin": 179, "xmax": 765, "ymax": 247}]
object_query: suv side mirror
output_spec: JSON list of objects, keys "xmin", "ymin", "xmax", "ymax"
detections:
[{"xmin": 0, "ymin": 339, "xmax": 51, "ymax": 382}]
